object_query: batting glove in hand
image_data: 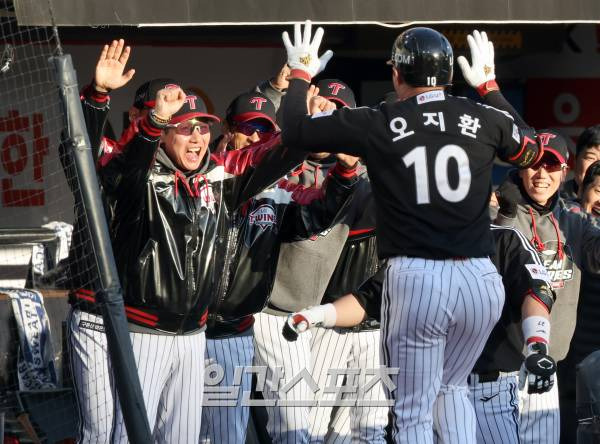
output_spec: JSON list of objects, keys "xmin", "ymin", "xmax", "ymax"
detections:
[
  {"xmin": 282, "ymin": 20, "xmax": 333, "ymax": 79},
  {"xmin": 457, "ymin": 30, "xmax": 496, "ymax": 88},
  {"xmin": 282, "ymin": 303, "xmax": 337, "ymax": 342},
  {"xmin": 519, "ymin": 342, "xmax": 556, "ymax": 394}
]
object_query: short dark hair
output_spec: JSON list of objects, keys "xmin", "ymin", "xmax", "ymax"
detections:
[
  {"xmin": 581, "ymin": 160, "xmax": 600, "ymax": 192},
  {"xmin": 576, "ymin": 125, "xmax": 600, "ymax": 157}
]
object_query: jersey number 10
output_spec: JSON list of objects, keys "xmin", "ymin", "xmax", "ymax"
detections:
[{"xmin": 402, "ymin": 145, "xmax": 471, "ymax": 204}]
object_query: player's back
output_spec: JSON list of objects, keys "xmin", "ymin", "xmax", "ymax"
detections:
[{"xmin": 367, "ymin": 90, "xmax": 518, "ymax": 259}]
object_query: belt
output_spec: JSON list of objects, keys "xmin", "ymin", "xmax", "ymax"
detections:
[{"xmin": 468, "ymin": 370, "xmax": 500, "ymax": 384}]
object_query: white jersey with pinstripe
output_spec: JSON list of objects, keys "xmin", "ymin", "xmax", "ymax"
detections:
[
  {"xmin": 253, "ymin": 311, "xmax": 315, "ymax": 443},
  {"xmin": 68, "ymin": 308, "xmax": 206, "ymax": 444},
  {"xmin": 519, "ymin": 379, "xmax": 560, "ymax": 444},
  {"xmin": 200, "ymin": 332, "xmax": 254, "ymax": 444},
  {"xmin": 466, "ymin": 225, "xmax": 558, "ymax": 444},
  {"xmin": 382, "ymin": 256, "xmax": 505, "ymax": 444},
  {"xmin": 308, "ymin": 327, "xmax": 387, "ymax": 443}
]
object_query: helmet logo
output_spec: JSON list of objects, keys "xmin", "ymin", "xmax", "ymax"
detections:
[{"xmin": 395, "ymin": 53, "xmax": 413, "ymax": 65}]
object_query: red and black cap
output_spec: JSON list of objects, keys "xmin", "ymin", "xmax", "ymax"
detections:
[
  {"xmin": 225, "ymin": 92, "xmax": 276, "ymax": 129},
  {"xmin": 170, "ymin": 89, "xmax": 220, "ymax": 125},
  {"xmin": 133, "ymin": 78, "xmax": 178, "ymax": 110},
  {"xmin": 315, "ymin": 78, "xmax": 356, "ymax": 108},
  {"xmin": 536, "ymin": 129, "xmax": 570, "ymax": 166}
]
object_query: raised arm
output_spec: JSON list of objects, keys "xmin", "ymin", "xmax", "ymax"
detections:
[
  {"xmin": 280, "ymin": 154, "xmax": 360, "ymax": 241},
  {"xmin": 280, "ymin": 21, "xmax": 373, "ymax": 157},
  {"xmin": 458, "ymin": 30, "xmax": 542, "ymax": 168}
]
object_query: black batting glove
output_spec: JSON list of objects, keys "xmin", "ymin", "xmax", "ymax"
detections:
[{"xmin": 519, "ymin": 342, "xmax": 556, "ymax": 394}]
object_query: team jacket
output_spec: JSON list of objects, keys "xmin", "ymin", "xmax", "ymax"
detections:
[
  {"xmin": 207, "ymin": 162, "xmax": 358, "ymax": 338},
  {"xmin": 495, "ymin": 171, "xmax": 600, "ymax": 360},
  {"xmin": 282, "ymin": 80, "xmax": 541, "ymax": 260},
  {"xmin": 321, "ymin": 176, "xmax": 381, "ymax": 330},
  {"xmin": 564, "ymin": 202, "xmax": 600, "ymax": 365},
  {"xmin": 71, "ymin": 92, "xmax": 307, "ymax": 334}
]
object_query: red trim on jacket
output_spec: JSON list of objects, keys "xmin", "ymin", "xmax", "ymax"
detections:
[
  {"xmin": 125, "ymin": 306, "xmax": 159, "ymax": 321},
  {"xmin": 199, "ymin": 309, "xmax": 208, "ymax": 327},
  {"xmin": 348, "ymin": 228, "xmax": 375, "ymax": 237},
  {"xmin": 140, "ymin": 115, "xmax": 162, "ymax": 138},
  {"xmin": 125, "ymin": 312, "xmax": 158, "ymax": 327},
  {"xmin": 212, "ymin": 133, "xmax": 282, "ymax": 176},
  {"xmin": 80, "ymin": 84, "xmax": 110, "ymax": 103}
]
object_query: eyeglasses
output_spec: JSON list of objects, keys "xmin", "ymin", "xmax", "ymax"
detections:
[
  {"xmin": 168, "ymin": 119, "xmax": 211, "ymax": 136},
  {"xmin": 233, "ymin": 121, "xmax": 274, "ymax": 136},
  {"xmin": 531, "ymin": 160, "xmax": 565, "ymax": 173}
]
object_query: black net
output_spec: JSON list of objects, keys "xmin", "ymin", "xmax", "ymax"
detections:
[{"xmin": 0, "ymin": 1, "xmax": 101, "ymax": 442}]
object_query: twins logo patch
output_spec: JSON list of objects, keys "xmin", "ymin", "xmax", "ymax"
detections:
[{"xmin": 249, "ymin": 204, "xmax": 276, "ymax": 231}]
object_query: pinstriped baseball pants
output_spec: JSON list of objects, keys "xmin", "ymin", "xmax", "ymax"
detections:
[
  {"xmin": 308, "ymin": 327, "xmax": 387, "ymax": 443},
  {"xmin": 68, "ymin": 309, "xmax": 206, "ymax": 444},
  {"xmin": 200, "ymin": 332, "xmax": 254, "ymax": 444},
  {"xmin": 381, "ymin": 257, "xmax": 504, "ymax": 444}
]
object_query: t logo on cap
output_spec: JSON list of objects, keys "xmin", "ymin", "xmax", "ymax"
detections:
[
  {"xmin": 250, "ymin": 97, "xmax": 267, "ymax": 110},
  {"xmin": 538, "ymin": 133, "xmax": 556, "ymax": 147},
  {"xmin": 328, "ymin": 82, "xmax": 346, "ymax": 96},
  {"xmin": 185, "ymin": 95, "xmax": 197, "ymax": 110}
]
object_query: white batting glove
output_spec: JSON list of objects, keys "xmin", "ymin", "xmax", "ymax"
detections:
[
  {"xmin": 456, "ymin": 30, "xmax": 496, "ymax": 88},
  {"xmin": 518, "ymin": 342, "xmax": 557, "ymax": 394},
  {"xmin": 282, "ymin": 303, "xmax": 337, "ymax": 342},
  {"xmin": 282, "ymin": 20, "xmax": 334, "ymax": 79}
]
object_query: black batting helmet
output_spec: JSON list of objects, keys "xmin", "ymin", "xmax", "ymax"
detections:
[{"xmin": 388, "ymin": 27, "xmax": 453, "ymax": 87}]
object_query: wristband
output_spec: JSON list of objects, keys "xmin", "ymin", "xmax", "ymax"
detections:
[
  {"xmin": 522, "ymin": 315, "xmax": 550, "ymax": 347},
  {"xmin": 150, "ymin": 109, "xmax": 170, "ymax": 127},
  {"xmin": 320, "ymin": 303, "xmax": 337, "ymax": 328},
  {"xmin": 288, "ymin": 69, "xmax": 311, "ymax": 83},
  {"xmin": 476, "ymin": 80, "xmax": 499, "ymax": 97}
]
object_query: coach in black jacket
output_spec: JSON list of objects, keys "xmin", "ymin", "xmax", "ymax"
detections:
[{"xmin": 67, "ymin": 39, "xmax": 310, "ymax": 444}]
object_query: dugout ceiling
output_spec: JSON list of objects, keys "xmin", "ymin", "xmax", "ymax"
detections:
[{"xmin": 14, "ymin": 0, "xmax": 600, "ymax": 26}]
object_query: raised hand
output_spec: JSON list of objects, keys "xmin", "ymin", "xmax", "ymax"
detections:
[
  {"xmin": 456, "ymin": 30, "xmax": 495, "ymax": 88},
  {"xmin": 282, "ymin": 20, "xmax": 333, "ymax": 78},
  {"xmin": 153, "ymin": 86, "xmax": 186, "ymax": 121},
  {"xmin": 94, "ymin": 39, "xmax": 136, "ymax": 93}
]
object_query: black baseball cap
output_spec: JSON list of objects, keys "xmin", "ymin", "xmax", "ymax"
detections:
[
  {"xmin": 315, "ymin": 79, "xmax": 356, "ymax": 108},
  {"xmin": 537, "ymin": 129, "xmax": 570, "ymax": 166},
  {"xmin": 225, "ymin": 92, "xmax": 276, "ymax": 129},
  {"xmin": 133, "ymin": 78, "xmax": 178, "ymax": 110},
  {"xmin": 170, "ymin": 89, "xmax": 220, "ymax": 125}
]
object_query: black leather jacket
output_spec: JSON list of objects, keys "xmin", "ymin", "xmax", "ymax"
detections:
[
  {"xmin": 73, "ymin": 94, "xmax": 306, "ymax": 333},
  {"xmin": 321, "ymin": 177, "xmax": 381, "ymax": 330},
  {"xmin": 207, "ymin": 163, "xmax": 359, "ymax": 338}
]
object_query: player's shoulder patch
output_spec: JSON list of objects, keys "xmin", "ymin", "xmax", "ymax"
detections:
[
  {"xmin": 525, "ymin": 263, "xmax": 551, "ymax": 282},
  {"xmin": 416, "ymin": 90, "xmax": 445, "ymax": 104}
]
